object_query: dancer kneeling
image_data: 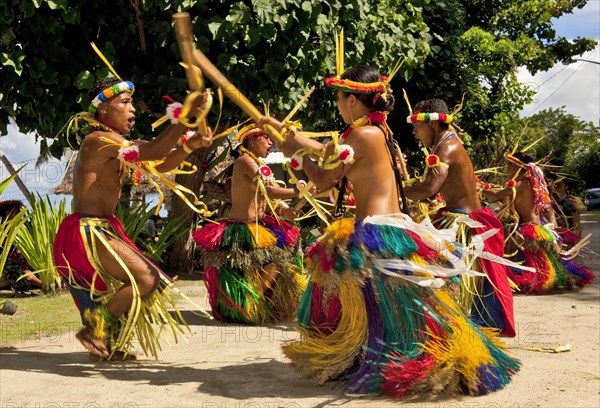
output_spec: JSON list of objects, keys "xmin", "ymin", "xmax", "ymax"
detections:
[
  {"xmin": 262, "ymin": 65, "xmax": 520, "ymax": 398},
  {"xmin": 53, "ymin": 77, "xmax": 213, "ymax": 361},
  {"xmin": 193, "ymin": 124, "xmax": 306, "ymax": 324}
]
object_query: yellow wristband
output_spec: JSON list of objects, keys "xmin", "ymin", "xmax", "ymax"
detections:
[{"xmin": 182, "ymin": 141, "xmax": 194, "ymax": 155}]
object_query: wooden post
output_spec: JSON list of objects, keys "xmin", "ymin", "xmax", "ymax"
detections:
[{"xmin": 0, "ymin": 150, "xmax": 34, "ymax": 204}]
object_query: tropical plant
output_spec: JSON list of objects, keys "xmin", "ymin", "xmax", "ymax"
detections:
[
  {"xmin": 0, "ymin": 166, "xmax": 28, "ymax": 281},
  {"xmin": 114, "ymin": 201, "xmax": 189, "ymax": 266},
  {"xmin": 140, "ymin": 216, "xmax": 189, "ymax": 265},
  {"xmin": 14, "ymin": 194, "xmax": 68, "ymax": 292},
  {"xmin": 0, "ymin": 207, "xmax": 28, "ymax": 281},
  {"xmin": 0, "ymin": 164, "xmax": 26, "ymax": 196},
  {"xmin": 115, "ymin": 201, "xmax": 155, "ymax": 244}
]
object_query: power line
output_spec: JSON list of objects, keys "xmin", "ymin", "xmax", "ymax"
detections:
[{"xmin": 524, "ymin": 61, "xmax": 585, "ymax": 117}]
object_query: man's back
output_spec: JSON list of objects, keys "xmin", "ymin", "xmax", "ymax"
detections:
[
  {"xmin": 437, "ymin": 137, "xmax": 481, "ymax": 212},
  {"xmin": 513, "ymin": 179, "xmax": 541, "ymax": 224},
  {"xmin": 229, "ymin": 155, "xmax": 265, "ymax": 221}
]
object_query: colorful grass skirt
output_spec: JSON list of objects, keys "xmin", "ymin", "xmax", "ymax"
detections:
[
  {"xmin": 283, "ymin": 215, "xmax": 520, "ymax": 398},
  {"xmin": 506, "ymin": 223, "xmax": 594, "ymax": 294},
  {"xmin": 433, "ymin": 207, "xmax": 515, "ymax": 337},
  {"xmin": 53, "ymin": 214, "xmax": 187, "ymax": 359},
  {"xmin": 193, "ymin": 216, "xmax": 306, "ymax": 324}
]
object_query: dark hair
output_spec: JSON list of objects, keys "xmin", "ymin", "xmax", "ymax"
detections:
[
  {"xmin": 414, "ymin": 98, "xmax": 450, "ymax": 114},
  {"xmin": 340, "ymin": 65, "xmax": 395, "ymax": 113},
  {"xmin": 230, "ymin": 145, "xmax": 241, "ymax": 159},
  {"xmin": 512, "ymin": 151, "xmax": 535, "ymax": 164},
  {"xmin": 0, "ymin": 200, "xmax": 23, "ymax": 220},
  {"xmin": 334, "ymin": 66, "xmax": 412, "ymax": 215},
  {"xmin": 88, "ymin": 77, "xmax": 122, "ymax": 99}
]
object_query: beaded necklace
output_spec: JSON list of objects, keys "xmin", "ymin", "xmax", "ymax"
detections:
[{"xmin": 431, "ymin": 131, "xmax": 455, "ymax": 155}]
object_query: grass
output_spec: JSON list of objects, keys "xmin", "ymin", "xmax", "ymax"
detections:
[
  {"xmin": 0, "ymin": 290, "xmax": 81, "ymax": 347},
  {"xmin": 0, "ymin": 280, "xmax": 205, "ymax": 348}
]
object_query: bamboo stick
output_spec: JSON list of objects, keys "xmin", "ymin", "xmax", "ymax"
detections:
[
  {"xmin": 191, "ymin": 50, "xmax": 283, "ymax": 142},
  {"xmin": 172, "ymin": 12, "xmax": 209, "ymax": 137}
]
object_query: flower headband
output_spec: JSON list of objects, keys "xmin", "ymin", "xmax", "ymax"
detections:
[
  {"xmin": 236, "ymin": 123, "xmax": 267, "ymax": 143},
  {"xmin": 406, "ymin": 112, "xmax": 454, "ymax": 124},
  {"xmin": 88, "ymin": 81, "xmax": 135, "ymax": 114},
  {"xmin": 324, "ymin": 76, "xmax": 390, "ymax": 95}
]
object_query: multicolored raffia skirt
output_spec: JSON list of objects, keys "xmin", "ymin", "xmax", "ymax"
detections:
[
  {"xmin": 433, "ymin": 207, "xmax": 515, "ymax": 337},
  {"xmin": 506, "ymin": 223, "xmax": 594, "ymax": 294},
  {"xmin": 53, "ymin": 214, "xmax": 187, "ymax": 359},
  {"xmin": 193, "ymin": 216, "xmax": 306, "ymax": 324},
  {"xmin": 283, "ymin": 216, "xmax": 520, "ymax": 398}
]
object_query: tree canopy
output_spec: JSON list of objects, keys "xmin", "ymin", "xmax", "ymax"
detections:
[{"xmin": 1, "ymin": 0, "xmax": 597, "ymax": 160}]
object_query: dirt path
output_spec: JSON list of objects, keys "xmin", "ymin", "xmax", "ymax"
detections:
[{"xmin": 1, "ymin": 213, "xmax": 598, "ymax": 408}]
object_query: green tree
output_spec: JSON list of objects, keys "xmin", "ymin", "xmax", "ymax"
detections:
[
  {"xmin": 476, "ymin": 108, "xmax": 600, "ymax": 193},
  {"xmin": 1, "ymin": 0, "xmax": 596, "ymax": 272},
  {"xmin": 1, "ymin": 0, "xmax": 432, "ymax": 273},
  {"xmin": 395, "ymin": 0, "xmax": 596, "ymax": 158}
]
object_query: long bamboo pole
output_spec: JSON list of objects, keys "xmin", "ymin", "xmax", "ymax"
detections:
[
  {"xmin": 172, "ymin": 12, "xmax": 209, "ymax": 137},
  {"xmin": 0, "ymin": 151, "xmax": 33, "ymax": 205},
  {"xmin": 191, "ymin": 51, "xmax": 283, "ymax": 142}
]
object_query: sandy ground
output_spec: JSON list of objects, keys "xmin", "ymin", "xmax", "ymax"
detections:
[{"xmin": 1, "ymin": 213, "xmax": 599, "ymax": 408}]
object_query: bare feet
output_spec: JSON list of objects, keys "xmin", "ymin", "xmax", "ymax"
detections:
[
  {"xmin": 76, "ymin": 328, "xmax": 110, "ymax": 358},
  {"xmin": 89, "ymin": 350, "xmax": 137, "ymax": 362}
]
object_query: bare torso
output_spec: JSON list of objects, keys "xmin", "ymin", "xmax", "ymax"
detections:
[
  {"xmin": 437, "ymin": 137, "xmax": 481, "ymax": 212},
  {"xmin": 344, "ymin": 126, "xmax": 400, "ymax": 219},
  {"xmin": 513, "ymin": 179, "xmax": 541, "ymax": 224},
  {"xmin": 73, "ymin": 132, "xmax": 126, "ymax": 216},
  {"xmin": 228, "ymin": 155, "xmax": 267, "ymax": 221}
]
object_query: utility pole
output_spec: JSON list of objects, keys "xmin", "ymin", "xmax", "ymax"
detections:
[{"xmin": 0, "ymin": 149, "xmax": 34, "ymax": 205}]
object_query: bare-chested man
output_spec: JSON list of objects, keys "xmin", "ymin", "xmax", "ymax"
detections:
[
  {"xmin": 53, "ymin": 77, "xmax": 212, "ymax": 360},
  {"xmin": 192, "ymin": 123, "xmax": 305, "ymax": 324},
  {"xmin": 404, "ymin": 98, "xmax": 515, "ymax": 337},
  {"xmin": 482, "ymin": 151, "xmax": 593, "ymax": 293},
  {"xmin": 260, "ymin": 65, "xmax": 520, "ymax": 397}
]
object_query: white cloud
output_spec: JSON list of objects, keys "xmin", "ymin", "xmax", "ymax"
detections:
[
  {"xmin": 1, "ymin": 123, "xmax": 68, "ymax": 201},
  {"xmin": 552, "ymin": 1, "xmax": 600, "ymax": 40},
  {"xmin": 0, "ymin": 121, "xmax": 43, "ymax": 163},
  {"xmin": 517, "ymin": 44, "xmax": 600, "ymax": 124}
]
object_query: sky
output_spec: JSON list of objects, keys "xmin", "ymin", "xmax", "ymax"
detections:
[
  {"xmin": 1, "ymin": 1, "xmax": 599, "ymax": 201},
  {"xmin": 517, "ymin": 1, "xmax": 600, "ymax": 123}
]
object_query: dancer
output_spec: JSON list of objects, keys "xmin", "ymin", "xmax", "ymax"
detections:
[
  {"xmin": 262, "ymin": 65, "xmax": 520, "ymax": 398},
  {"xmin": 545, "ymin": 166, "xmax": 586, "ymax": 247},
  {"xmin": 482, "ymin": 152, "xmax": 594, "ymax": 293},
  {"xmin": 192, "ymin": 123, "xmax": 306, "ymax": 324},
  {"xmin": 404, "ymin": 98, "xmax": 515, "ymax": 337},
  {"xmin": 53, "ymin": 77, "xmax": 212, "ymax": 360}
]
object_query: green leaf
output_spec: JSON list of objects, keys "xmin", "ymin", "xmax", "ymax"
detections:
[
  {"xmin": 0, "ymin": 164, "xmax": 26, "ymax": 196},
  {"xmin": 19, "ymin": 2, "xmax": 35, "ymax": 18},
  {"xmin": 1, "ymin": 51, "xmax": 25, "ymax": 76},
  {"xmin": 75, "ymin": 70, "xmax": 94, "ymax": 89},
  {"xmin": 208, "ymin": 18, "xmax": 224, "ymax": 39},
  {"xmin": 226, "ymin": 2, "xmax": 251, "ymax": 25}
]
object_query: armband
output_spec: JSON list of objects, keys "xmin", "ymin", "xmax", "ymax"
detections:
[{"xmin": 117, "ymin": 144, "xmax": 140, "ymax": 162}]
